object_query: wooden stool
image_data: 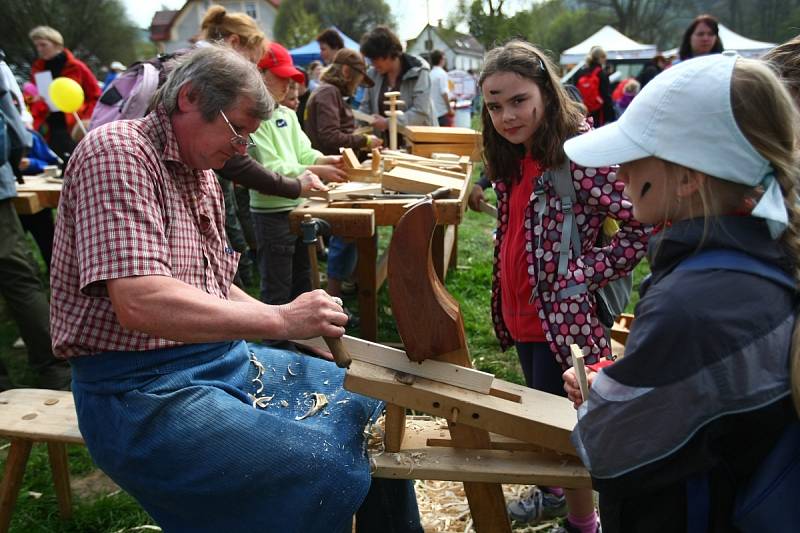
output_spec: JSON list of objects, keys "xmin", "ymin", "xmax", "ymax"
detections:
[{"xmin": 0, "ymin": 389, "xmax": 82, "ymax": 533}]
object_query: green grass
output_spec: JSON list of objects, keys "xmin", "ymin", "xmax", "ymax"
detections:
[{"xmin": 0, "ymin": 168, "xmax": 650, "ymax": 531}]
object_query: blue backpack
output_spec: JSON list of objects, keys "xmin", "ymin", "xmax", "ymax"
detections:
[{"xmin": 678, "ymin": 249, "xmax": 800, "ymax": 533}]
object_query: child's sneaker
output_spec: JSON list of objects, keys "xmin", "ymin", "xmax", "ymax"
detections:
[{"xmin": 508, "ymin": 486, "xmax": 567, "ymax": 524}]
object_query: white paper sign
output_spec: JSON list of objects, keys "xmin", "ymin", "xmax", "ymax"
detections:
[{"xmin": 34, "ymin": 71, "xmax": 59, "ymax": 112}]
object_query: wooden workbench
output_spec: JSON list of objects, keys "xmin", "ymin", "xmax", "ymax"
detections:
[
  {"xmin": 289, "ymin": 167, "xmax": 472, "ymax": 341},
  {"xmin": 13, "ymin": 175, "xmax": 62, "ymax": 214}
]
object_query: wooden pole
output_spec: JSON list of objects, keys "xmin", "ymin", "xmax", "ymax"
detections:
[{"xmin": 570, "ymin": 344, "xmax": 590, "ymax": 402}]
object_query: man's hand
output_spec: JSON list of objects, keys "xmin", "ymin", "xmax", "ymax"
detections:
[
  {"xmin": 277, "ymin": 289, "xmax": 349, "ymax": 339},
  {"xmin": 367, "ymin": 135, "xmax": 383, "ymax": 149},
  {"xmin": 19, "ymin": 158, "xmax": 30, "ymax": 171},
  {"xmin": 372, "ymin": 115, "xmax": 388, "ymax": 131},
  {"xmin": 467, "ymin": 183, "xmax": 485, "ymax": 212},
  {"xmin": 316, "ymin": 155, "xmax": 344, "ymax": 168},
  {"xmin": 563, "ymin": 367, "xmax": 597, "ymax": 409},
  {"xmin": 298, "ymin": 169, "xmax": 328, "ymax": 197},
  {"xmin": 308, "ymin": 164, "xmax": 348, "ymax": 183}
]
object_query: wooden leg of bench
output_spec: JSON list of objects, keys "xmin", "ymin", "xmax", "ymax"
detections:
[
  {"xmin": 383, "ymin": 404, "xmax": 406, "ymax": 453},
  {"xmin": 0, "ymin": 438, "xmax": 33, "ymax": 533},
  {"xmin": 47, "ymin": 442, "xmax": 72, "ymax": 520},
  {"xmin": 448, "ymin": 423, "xmax": 511, "ymax": 533}
]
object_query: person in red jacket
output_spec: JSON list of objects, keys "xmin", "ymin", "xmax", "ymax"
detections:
[{"xmin": 28, "ymin": 26, "xmax": 100, "ymax": 159}]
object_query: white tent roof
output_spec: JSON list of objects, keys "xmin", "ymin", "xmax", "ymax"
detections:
[
  {"xmin": 662, "ymin": 24, "xmax": 775, "ymax": 59},
  {"xmin": 560, "ymin": 25, "xmax": 657, "ymax": 65},
  {"xmin": 718, "ymin": 24, "xmax": 775, "ymax": 58}
]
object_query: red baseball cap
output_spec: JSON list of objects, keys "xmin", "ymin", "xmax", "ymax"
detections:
[{"xmin": 258, "ymin": 42, "xmax": 305, "ymax": 84}]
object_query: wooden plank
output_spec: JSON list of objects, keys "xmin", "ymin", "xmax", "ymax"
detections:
[
  {"xmin": 371, "ymin": 445, "xmax": 590, "ymax": 487},
  {"xmin": 400, "ymin": 125, "xmax": 481, "ymax": 144},
  {"xmin": 344, "ymin": 167, "xmax": 382, "ymax": 182},
  {"xmin": 309, "ymin": 181, "xmax": 381, "ymax": 202},
  {"xmin": 410, "ymin": 142, "xmax": 482, "ymax": 161},
  {"xmin": 12, "ymin": 192, "xmax": 42, "ymax": 215},
  {"xmin": 0, "ymin": 389, "xmax": 83, "ymax": 444},
  {"xmin": 344, "ymin": 360, "xmax": 579, "ymax": 455},
  {"xmin": 328, "ymin": 198, "xmax": 464, "ymax": 226},
  {"xmin": 383, "ymin": 166, "xmax": 464, "ymax": 195},
  {"xmin": 340, "ymin": 147, "xmax": 361, "ymax": 169},
  {"xmin": 292, "ymin": 336, "xmax": 494, "ymax": 394},
  {"xmin": 392, "ymin": 161, "xmax": 467, "ymax": 179},
  {"xmin": 289, "ymin": 201, "xmax": 375, "ymax": 238}
]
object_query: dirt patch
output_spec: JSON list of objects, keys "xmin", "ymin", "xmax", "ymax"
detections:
[{"xmin": 71, "ymin": 469, "xmax": 121, "ymax": 500}]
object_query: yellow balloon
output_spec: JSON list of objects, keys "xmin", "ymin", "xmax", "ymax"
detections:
[{"xmin": 49, "ymin": 77, "xmax": 84, "ymax": 114}]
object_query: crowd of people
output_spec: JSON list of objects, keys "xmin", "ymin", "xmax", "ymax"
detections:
[{"xmin": 0, "ymin": 4, "xmax": 798, "ymax": 532}]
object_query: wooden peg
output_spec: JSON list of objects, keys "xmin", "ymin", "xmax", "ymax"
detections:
[
  {"xmin": 570, "ymin": 344, "xmax": 589, "ymax": 402},
  {"xmin": 371, "ymin": 148, "xmax": 381, "ymax": 173}
]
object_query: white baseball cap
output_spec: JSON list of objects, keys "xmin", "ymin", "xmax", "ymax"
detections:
[{"xmin": 564, "ymin": 52, "xmax": 787, "ymax": 238}]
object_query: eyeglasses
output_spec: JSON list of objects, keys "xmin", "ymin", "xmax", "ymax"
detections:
[{"xmin": 219, "ymin": 110, "xmax": 256, "ymax": 150}]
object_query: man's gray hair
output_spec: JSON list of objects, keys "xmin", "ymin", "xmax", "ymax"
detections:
[{"xmin": 154, "ymin": 45, "xmax": 273, "ymax": 121}]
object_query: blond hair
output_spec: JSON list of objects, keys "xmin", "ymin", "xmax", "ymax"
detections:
[
  {"xmin": 667, "ymin": 58, "xmax": 800, "ymax": 413},
  {"xmin": 763, "ymin": 35, "xmax": 800, "ymax": 104},
  {"xmin": 200, "ymin": 5, "xmax": 265, "ymax": 55},
  {"xmin": 28, "ymin": 26, "xmax": 64, "ymax": 47}
]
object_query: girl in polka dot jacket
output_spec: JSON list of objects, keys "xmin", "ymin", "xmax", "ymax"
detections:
[{"xmin": 479, "ymin": 41, "xmax": 651, "ymax": 532}]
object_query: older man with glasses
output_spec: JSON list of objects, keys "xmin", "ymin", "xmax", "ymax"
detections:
[{"xmin": 50, "ymin": 45, "xmax": 382, "ymax": 531}]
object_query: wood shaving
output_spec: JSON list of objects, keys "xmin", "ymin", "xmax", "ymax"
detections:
[{"xmin": 296, "ymin": 392, "xmax": 328, "ymax": 420}]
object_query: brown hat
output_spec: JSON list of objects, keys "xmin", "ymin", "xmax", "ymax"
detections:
[{"xmin": 332, "ymin": 49, "xmax": 374, "ymax": 87}]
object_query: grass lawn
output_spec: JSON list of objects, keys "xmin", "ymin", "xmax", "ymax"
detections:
[{"xmin": 0, "ymin": 170, "xmax": 651, "ymax": 532}]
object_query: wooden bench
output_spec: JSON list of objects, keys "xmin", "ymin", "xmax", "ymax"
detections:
[
  {"xmin": 0, "ymin": 388, "xmax": 81, "ymax": 533},
  {"xmin": 0, "ymin": 388, "xmax": 590, "ymax": 531}
]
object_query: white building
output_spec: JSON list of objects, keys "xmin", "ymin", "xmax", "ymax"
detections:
[
  {"xmin": 406, "ymin": 24, "xmax": 485, "ymax": 72},
  {"xmin": 150, "ymin": 0, "xmax": 280, "ymax": 54}
]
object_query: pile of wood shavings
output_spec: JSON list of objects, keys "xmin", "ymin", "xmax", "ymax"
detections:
[
  {"xmin": 414, "ymin": 480, "xmax": 561, "ymax": 532},
  {"xmin": 365, "ymin": 415, "xmax": 561, "ymax": 532}
]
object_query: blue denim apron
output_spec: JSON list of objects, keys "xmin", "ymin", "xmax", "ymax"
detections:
[{"xmin": 71, "ymin": 340, "xmax": 381, "ymax": 533}]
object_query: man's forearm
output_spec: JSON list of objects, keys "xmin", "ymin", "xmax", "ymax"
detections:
[{"xmin": 107, "ymin": 275, "xmax": 286, "ymax": 343}]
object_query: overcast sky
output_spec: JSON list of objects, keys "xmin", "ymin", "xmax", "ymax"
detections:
[{"xmin": 121, "ymin": 0, "xmax": 525, "ymax": 43}]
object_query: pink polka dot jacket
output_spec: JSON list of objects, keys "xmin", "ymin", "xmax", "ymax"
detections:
[{"xmin": 491, "ymin": 159, "xmax": 652, "ymax": 368}]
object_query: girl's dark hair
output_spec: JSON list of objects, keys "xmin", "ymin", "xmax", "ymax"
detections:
[
  {"xmin": 479, "ymin": 40, "xmax": 585, "ymax": 183},
  {"xmin": 360, "ymin": 26, "xmax": 403, "ymax": 60},
  {"xmin": 679, "ymin": 14, "xmax": 724, "ymax": 60}
]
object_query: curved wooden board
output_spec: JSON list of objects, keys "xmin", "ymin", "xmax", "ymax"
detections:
[{"xmin": 388, "ymin": 200, "xmax": 469, "ymax": 364}]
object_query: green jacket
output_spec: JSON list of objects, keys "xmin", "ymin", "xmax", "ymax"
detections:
[{"xmin": 249, "ymin": 105, "xmax": 322, "ymax": 212}]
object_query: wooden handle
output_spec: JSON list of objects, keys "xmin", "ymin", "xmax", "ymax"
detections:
[
  {"xmin": 570, "ymin": 344, "xmax": 590, "ymax": 402},
  {"xmin": 324, "ymin": 336, "xmax": 352, "ymax": 368}
]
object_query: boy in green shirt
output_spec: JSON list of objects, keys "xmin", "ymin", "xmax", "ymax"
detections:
[{"xmin": 250, "ymin": 42, "xmax": 346, "ymax": 305}]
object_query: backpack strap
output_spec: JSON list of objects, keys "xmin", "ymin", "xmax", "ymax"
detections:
[
  {"xmin": 675, "ymin": 249, "xmax": 796, "ymax": 292},
  {"xmin": 677, "ymin": 248, "xmax": 796, "ymax": 532}
]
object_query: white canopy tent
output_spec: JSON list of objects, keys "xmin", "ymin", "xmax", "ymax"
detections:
[
  {"xmin": 560, "ymin": 25, "xmax": 657, "ymax": 65},
  {"xmin": 663, "ymin": 23, "xmax": 775, "ymax": 59}
]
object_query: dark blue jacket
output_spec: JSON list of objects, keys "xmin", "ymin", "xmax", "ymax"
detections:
[{"xmin": 573, "ymin": 216, "xmax": 797, "ymax": 532}]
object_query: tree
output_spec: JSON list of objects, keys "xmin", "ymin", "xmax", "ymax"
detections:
[
  {"xmin": 468, "ymin": 0, "xmax": 513, "ymax": 48},
  {"xmin": 318, "ymin": 0, "xmax": 395, "ymax": 41},
  {"xmin": 578, "ymin": 0, "xmax": 690, "ymax": 46},
  {"xmin": 275, "ymin": 0, "xmax": 394, "ymax": 48},
  {"xmin": 274, "ymin": 1, "xmax": 322, "ymax": 49},
  {"xmin": 0, "ymin": 0, "xmax": 141, "ymax": 74},
  {"xmin": 514, "ymin": 1, "xmax": 609, "ymax": 58}
]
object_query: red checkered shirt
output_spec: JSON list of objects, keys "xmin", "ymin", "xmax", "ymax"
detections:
[{"xmin": 50, "ymin": 107, "xmax": 240, "ymax": 357}]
